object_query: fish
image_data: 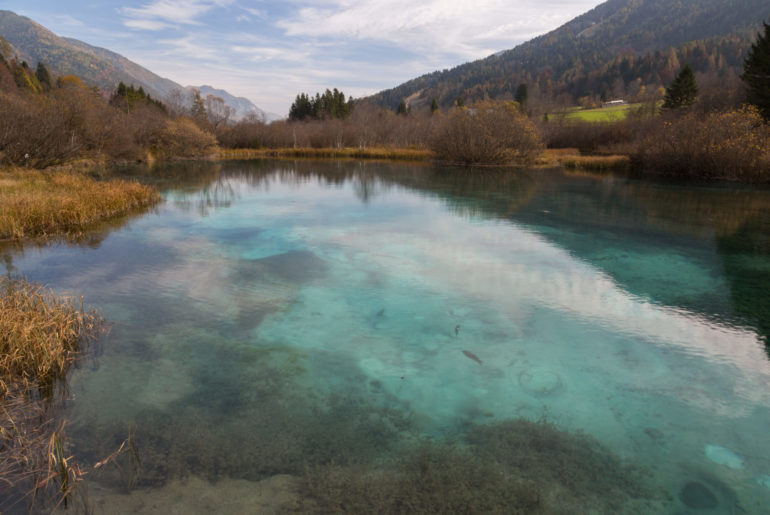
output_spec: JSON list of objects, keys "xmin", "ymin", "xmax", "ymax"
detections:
[
  {"xmin": 455, "ymin": 325, "xmax": 460, "ymax": 336},
  {"xmin": 376, "ymin": 308, "xmax": 385, "ymax": 317},
  {"xmin": 462, "ymin": 350, "xmax": 483, "ymax": 365}
]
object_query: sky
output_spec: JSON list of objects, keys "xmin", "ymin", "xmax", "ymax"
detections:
[{"xmin": 3, "ymin": 1, "xmax": 602, "ymax": 115}]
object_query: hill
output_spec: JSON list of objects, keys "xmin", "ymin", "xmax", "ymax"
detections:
[
  {"xmin": 368, "ymin": 0, "xmax": 768, "ymax": 110},
  {"xmin": 0, "ymin": 10, "xmax": 266, "ymax": 120}
]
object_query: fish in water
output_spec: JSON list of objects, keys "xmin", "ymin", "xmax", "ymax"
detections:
[
  {"xmin": 376, "ymin": 308, "xmax": 385, "ymax": 317},
  {"xmin": 462, "ymin": 350, "xmax": 482, "ymax": 365},
  {"xmin": 455, "ymin": 325, "xmax": 460, "ymax": 336}
]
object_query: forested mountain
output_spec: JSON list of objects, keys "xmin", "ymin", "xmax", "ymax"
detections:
[
  {"xmin": 369, "ymin": 0, "xmax": 769, "ymax": 110},
  {"xmin": 0, "ymin": 10, "xmax": 266, "ymax": 119}
]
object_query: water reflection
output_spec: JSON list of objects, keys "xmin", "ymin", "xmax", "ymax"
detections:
[
  {"xmin": 5, "ymin": 159, "xmax": 770, "ymax": 512},
  {"xmin": 183, "ymin": 160, "xmax": 770, "ymax": 355}
]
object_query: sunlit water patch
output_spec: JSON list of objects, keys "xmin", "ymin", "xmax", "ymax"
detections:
[{"xmin": 4, "ymin": 160, "xmax": 770, "ymax": 513}]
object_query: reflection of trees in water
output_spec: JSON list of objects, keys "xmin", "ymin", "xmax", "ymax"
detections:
[
  {"xmin": 135, "ymin": 159, "xmax": 770, "ymax": 356},
  {"xmin": 717, "ymin": 217, "xmax": 770, "ymax": 357},
  {"xmin": 171, "ymin": 176, "xmax": 238, "ymax": 216}
]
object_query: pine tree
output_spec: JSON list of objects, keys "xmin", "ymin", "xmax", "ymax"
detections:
[
  {"xmin": 35, "ymin": 62, "xmax": 52, "ymax": 91},
  {"xmin": 662, "ymin": 64, "xmax": 698, "ymax": 110},
  {"xmin": 397, "ymin": 100, "xmax": 408, "ymax": 115},
  {"xmin": 514, "ymin": 83, "xmax": 528, "ymax": 106},
  {"xmin": 430, "ymin": 98, "xmax": 439, "ymax": 114},
  {"xmin": 742, "ymin": 21, "xmax": 770, "ymax": 121}
]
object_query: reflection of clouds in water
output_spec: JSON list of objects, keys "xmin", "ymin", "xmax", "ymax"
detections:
[{"xmin": 310, "ymin": 215, "xmax": 770, "ymax": 412}]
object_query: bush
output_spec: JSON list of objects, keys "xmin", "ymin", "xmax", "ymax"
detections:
[
  {"xmin": 631, "ymin": 107, "xmax": 770, "ymax": 181},
  {"xmin": 430, "ymin": 101, "xmax": 543, "ymax": 165},
  {"xmin": 152, "ymin": 117, "xmax": 219, "ymax": 159}
]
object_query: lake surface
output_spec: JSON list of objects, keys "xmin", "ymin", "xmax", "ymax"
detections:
[{"xmin": 4, "ymin": 160, "xmax": 770, "ymax": 513}]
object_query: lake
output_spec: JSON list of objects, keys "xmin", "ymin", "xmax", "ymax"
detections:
[{"xmin": 4, "ymin": 159, "xmax": 770, "ymax": 513}]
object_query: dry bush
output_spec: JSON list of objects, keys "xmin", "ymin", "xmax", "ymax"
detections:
[
  {"xmin": 632, "ymin": 107, "xmax": 770, "ymax": 181},
  {"xmin": 152, "ymin": 117, "xmax": 219, "ymax": 159},
  {"xmin": 218, "ymin": 105, "xmax": 441, "ymax": 151},
  {"xmin": 0, "ymin": 169, "xmax": 160, "ymax": 240},
  {"xmin": 541, "ymin": 114, "xmax": 660, "ymax": 153},
  {"xmin": 430, "ymin": 101, "xmax": 544, "ymax": 165},
  {"xmin": 0, "ymin": 92, "xmax": 79, "ymax": 167}
]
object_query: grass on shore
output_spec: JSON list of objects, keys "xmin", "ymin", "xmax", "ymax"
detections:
[
  {"xmin": 219, "ymin": 147, "xmax": 434, "ymax": 161},
  {"xmin": 538, "ymin": 149, "xmax": 631, "ymax": 171},
  {"xmin": 0, "ymin": 169, "xmax": 161, "ymax": 241}
]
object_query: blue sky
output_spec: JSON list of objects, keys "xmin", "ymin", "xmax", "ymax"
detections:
[{"xmin": 4, "ymin": 1, "xmax": 602, "ymax": 115}]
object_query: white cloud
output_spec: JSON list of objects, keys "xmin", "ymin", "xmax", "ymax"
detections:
[
  {"xmin": 277, "ymin": 0, "xmax": 599, "ymax": 60},
  {"xmin": 120, "ymin": 0, "xmax": 234, "ymax": 29},
  {"xmin": 124, "ymin": 18, "xmax": 175, "ymax": 30}
]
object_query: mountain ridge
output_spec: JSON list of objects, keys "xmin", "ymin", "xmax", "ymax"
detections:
[
  {"xmin": 368, "ymin": 0, "xmax": 768, "ymax": 110},
  {"xmin": 0, "ymin": 9, "xmax": 267, "ymax": 120}
]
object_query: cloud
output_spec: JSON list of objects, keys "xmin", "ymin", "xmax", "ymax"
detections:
[
  {"xmin": 276, "ymin": 0, "xmax": 599, "ymax": 60},
  {"xmin": 120, "ymin": 0, "xmax": 234, "ymax": 29}
]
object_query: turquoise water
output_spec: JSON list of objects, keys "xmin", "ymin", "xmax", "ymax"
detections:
[{"xmin": 4, "ymin": 160, "xmax": 770, "ymax": 512}]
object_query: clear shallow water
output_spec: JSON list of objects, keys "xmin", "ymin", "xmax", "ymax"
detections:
[{"xmin": 4, "ymin": 160, "xmax": 770, "ymax": 512}]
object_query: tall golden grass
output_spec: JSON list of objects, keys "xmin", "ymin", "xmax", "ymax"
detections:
[
  {"xmin": 219, "ymin": 146, "xmax": 434, "ymax": 161},
  {"xmin": 0, "ymin": 169, "xmax": 160, "ymax": 240},
  {"xmin": 0, "ymin": 278, "xmax": 102, "ymax": 510},
  {"xmin": 0, "ymin": 278, "xmax": 101, "ymax": 397}
]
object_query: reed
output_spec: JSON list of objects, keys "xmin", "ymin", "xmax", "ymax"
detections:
[
  {"xmin": 560, "ymin": 154, "xmax": 631, "ymax": 171},
  {"xmin": 0, "ymin": 169, "xmax": 160, "ymax": 241},
  {"xmin": 0, "ymin": 278, "xmax": 101, "ymax": 397},
  {"xmin": 219, "ymin": 146, "xmax": 434, "ymax": 161},
  {"xmin": 0, "ymin": 278, "xmax": 102, "ymax": 510}
]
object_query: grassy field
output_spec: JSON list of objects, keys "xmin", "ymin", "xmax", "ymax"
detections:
[{"xmin": 564, "ymin": 103, "xmax": 638, "ymax": 122}]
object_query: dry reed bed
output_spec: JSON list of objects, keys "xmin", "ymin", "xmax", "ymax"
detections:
[
  {"xmin": 0, "ymin": 169, "xmax": 160, "ymax": 241},
  {"xmin": 560, "ymin": 154, "xmax": 631, "ymax": 171},
  {"xmin": 0, "ymin": 278, "xmax": 102, "ymax": 510},
  {"xmin": 0, "ymin": 278, "xmax": 101, "ymax": 396},
  {"xmin": 219, "ymin": 146, "xmax": 434, "ymax": 161}
]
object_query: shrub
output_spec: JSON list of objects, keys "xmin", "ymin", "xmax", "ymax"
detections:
[
  {"xmin": 430, "ymin": 101, "xmax": 544, "ymax": 165},
  {"xmin": 631, "ymin": 107, "xmax": 770, "ymax": 181},
  {"xmin": 152, "ymin": 117, "xmax": 219, "ymax": 159}
]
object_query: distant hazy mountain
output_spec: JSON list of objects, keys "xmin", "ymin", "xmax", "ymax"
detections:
[
  {"xmin": 0, "ymin": 9, "xmax": 266, "ymax": 120},
  {"xmin": 369, "ymin": 0, "xmax": 769, "ymax": 109},
  {"xmin": 188, "ymin": 85, "xmax": 268, "ymax": 121}
]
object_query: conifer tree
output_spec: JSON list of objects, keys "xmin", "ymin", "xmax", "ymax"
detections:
[
  {"xmin": 35, "ymin": 62, "xmax": 52, "ymax": 90},
  {"xmin": 514, "ymin": 83, "xmax": 528, "ymax": 106},
  {"xmin": 430, "ymin": 98, "xmax": 439, "ymax": 114},
  {"xmin": 397, "ymin": 100, "xmax": 408, "ymax": 115},
  {"xmin": 662, "ymin": 64, "xmax": 697, "ymax": 110},
  {"xmin": 742, "ymin": 21, "xmax": 770, "ymax": 121}
]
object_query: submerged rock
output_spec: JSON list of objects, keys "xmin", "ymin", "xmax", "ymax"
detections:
[
  {"xmin": 237, "ymin": 250, "xmax": 328, "ymax": 283},
  {"xmin": 680, "ymin": 481, "xmax": 719, "ymax": 509},
  {"xmin": 704, "ymin": 444, "xmax": 744, "ymax": 470}
]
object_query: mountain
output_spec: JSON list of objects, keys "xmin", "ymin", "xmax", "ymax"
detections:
[
  {"xmin": 187, "ymin": 85, "xmax": 268, "ymax": 121},
  {"xmin": 0, "ymin": 9, "xmax": 266, "ymax": 120},
  {"xmin": 369, "ymin": 0, "xmax": 769, "ymax": 110}
]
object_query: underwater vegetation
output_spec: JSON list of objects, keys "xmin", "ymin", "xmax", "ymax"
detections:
[
  {"xmin": 302, "ymin": 418, "xmax": 658, "ymax": 514},
  {"xmin": 70, "ymin": 335, "xmax": 660, "ymax": 513}
]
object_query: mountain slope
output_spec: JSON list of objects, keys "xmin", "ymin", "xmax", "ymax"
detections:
[
  {"xmin": 369, "ymin": 0, "xmax": 768, "ymax": 109},
  {"xmin": 190, "ymin": 85, "xmax": 268, "ymax": 121},
  {"xmin": 0, "ymin": 10, "xmax": 265, "ymax": 119}
]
